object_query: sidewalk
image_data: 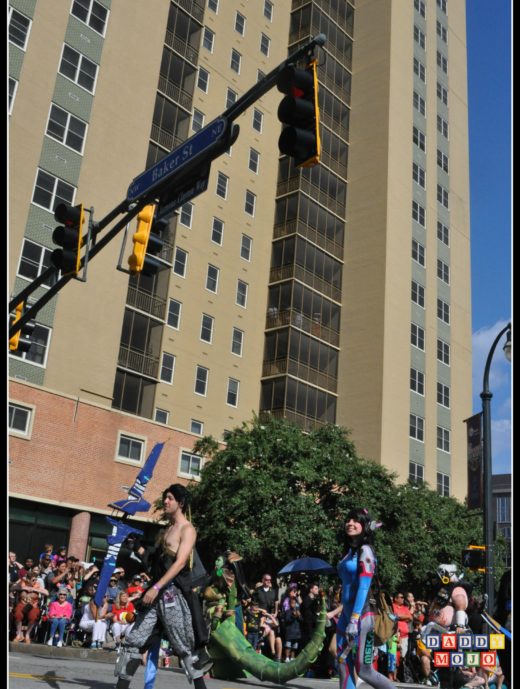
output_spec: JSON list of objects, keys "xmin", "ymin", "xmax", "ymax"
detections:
[{"xmin": 9, "ymin": 642, "xmax": 427, "ymax": 688}]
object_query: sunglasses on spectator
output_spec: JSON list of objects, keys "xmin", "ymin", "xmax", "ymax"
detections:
[{"xmin": 58, "ymin": 593, "xmax": 67, "ymax": 596}]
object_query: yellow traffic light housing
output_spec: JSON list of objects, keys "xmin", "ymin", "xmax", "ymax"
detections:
[
  {"xmin": 128, "ymin": 204, "xmax": 156, "ymax": 273},
  {"xmin": 9, "ymin": 303, "xmax": 23, "ymax": 351},
  {"xmin": 9, "ymin": 301, "xmax": 35, "ymax": 353}
]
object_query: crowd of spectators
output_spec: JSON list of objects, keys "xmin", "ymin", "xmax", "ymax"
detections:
[
  {"xmin": 8, "ymin": 548, "xmax": 509, "ymax": 688},
  {"xmin": 8, "ymin": 547, "xmax": 149, "ymax": 649}
]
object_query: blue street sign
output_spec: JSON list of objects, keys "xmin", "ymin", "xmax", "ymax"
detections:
[{"xmin": 127, "ymin": 117, "xmax": 227, "ymax": 201}]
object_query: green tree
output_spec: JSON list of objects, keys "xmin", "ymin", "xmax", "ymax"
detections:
[{"xmin": 188, "ymin": 416, "xmax": 483, "ymax": 595}]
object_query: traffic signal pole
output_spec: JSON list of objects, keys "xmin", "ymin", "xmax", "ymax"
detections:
[{"xmin": 9, "ymin": 33, "xmax": 326, "ymax": 341}]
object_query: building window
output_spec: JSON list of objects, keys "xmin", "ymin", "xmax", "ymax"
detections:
[
  {"xmin": 9, "ymin": 323, "xmax": 51, "ymax": 366},
  {"xmin": 197, "ymin": 67, "xmax": 209, "ymax": 93},
  {"xmin": 216, "ymin": 172, "xmax": 228, "ymax": 199},
  {"xmin": 413, "ymin": 126, "xmax": 426, "ymax": 152},
  {"xmin": 437, "ymin": 426, "xmax": 450, "ymax": 452},
  {"xmin": 179, "ymin": 203, "xmax": 193, "ymax": 228},
  {"xmin": 208, "ymin": 0, "xmax": 218, "ymax": 12},
  {"xmin": 226, "ymin": 88, "xmax": 237, "ymax": 109},
  {"xmin": 235, "ymin": 11, "xmax": 246, "ymax": 35},
  {"xmin": 203, "ymin": 27, "xmax": 214, "ymax": 52},
  {"xmin": 264, "ymin": 0, "xmax": 273, "ymax": 21},
  {"xmin": 231, "ymin": 328, "xmax": 244, "ymax": 356},
  {"xmin": 437, "ymin": 382, "xmax": 450, "ymax": 408},
  {"xmin": 9, "ymin": 8, "xmax": 31, "ymax": 50},
  {"xmin": 160, "ymin": 353, "xmax": 176, "ymax": 384},
  {"xmin": 414, "ymin": 58, "xmax": 426, "ymax": 83},
  {"xmin": 260, "ymin": 33, "xmax": 270, "ymax": 56},
  {"xmin": 437, "ymin": 298, "xmax": 450, "ymax": 324},
  {"xmin": 437, "ymin": 0, "xmax": 447, "ymax": 13},
  {"xmin": 437, "ymin": 81, "xmax": 448, "ymax": 105},
  {"xmin": 167, "ymin": 299, "xmax": 182, "ymax": 329},
  {"xmin": 437, "ymin": 51, "xmax": 448, "ymax": 75},
  {"xmin": 252, "ymin": 108, "xmax": 263, "ymax": 132},
  {"xmin": 71, "ymin": 0, "xmax": 108, "ymax": 34},
  {"xmin": 236, "ymin": 280, "xmax": 248, "ymax": 307},
  {"xmin": 412, "ymin": 201, "xmax": 426, "ymax": 227},
  {"xmin": 117, "ymin": 434, "xmax": 144, "ymax": 463},
  {"xmin": 437, "ymin": 221, "xmax": 450, "ymax": 246},
  {"xmin": 249, "ymin": 148, "xmax": 260, "ymax": 174},
  {"xmin": 211, "ymin": 217, "xmax": 224, "ymax": 245},
  {"xmin": 411, "ymin": 323, "xmax": 425, "ymax": 350},
  {"xmin": 227, "ymin": 378, "xmax": 240, "ymax": 406},
  {"xmin": 191, "ymin": 419, "xmax": 204, "ymax": 435},
  {"xmin": 437, "ymin": 258, "xmax": 450, "ymax": 284},
  {"xmin": 257, "ymin": 69, "xmax": 266, "ymax": 82},
  {"xmin": 9, "ymin": 403, "xmax": 33, "ymax": 437},
  {"xmin": 32, "ymin": 169, "xmax": 75, "ymax": 213},
  {"xmin": 413, "ymin": 91, "xmax": 426, "ymax": 116},
  {"xmin": 59, "ymin": 44, "xmax": 98, "ymax": 93},
  {"xmin": 414, "ymin": 0, "xmax": 426, "ymax": 17},
  {"xmin": 436, "ymin": 20, "xmax": 448, "ymax": 43},
  {"xmin": 206, "ymin": 264, "xmax": 219, "ymax": 292},
  {"xmin": 437, "ymin": 115, "xmax": 449, "ymax": 138},
  {"xmin": 245, "ymin": 190, "xmax": 256, "ymax": 216},
  {"xmin": 409, "ymin": 461, "xmax": 424, "ymax": 484},
  {"xmin": 195, "ymin": 366, "xmax": 209, "ymax": 396},
  {"xmin": 230, "ymin": 49, "xmax": 241, "ymax": 74},
  {"xmin": 200, "ymin": 314, "xmax": 214, "ymax": 343},
  {"xmin": 437, "ymin": 339, "xmax": 450, "ymax": 365},
  {"xmin": 240, "ymin": 234, "xmax": 252, "ymax": 261},
  {"xmin": 155, "ymin": 408, "xmax": 169, "ymax": 424},
  {"xmin": 9, "ymin": 77, "xmax": 18, "ymax": 114},
  {"xmin": 437, "ymin": 149, "xmax": 449, "ymax": 173},
  {"xmin": 412, "ymin": 239, "xmax": 425, "ymax": 266},
  {"xmin": 437, "ymin": 472, "xmax": 450, "ymax": 496},
  {"xmin": 192, "ymin": 109, "xmax": 204, "ymax": 132},
  {"xmin": 180, "ymin": 450, "xmax": 203, "ymax": 479},
  {"xmin": 410, "ymin": 414, "xmax": 424, "ymax": 441},
  {"xmin": 410, "ymin": 368, "xmax": 425, "ymax": 395},
  {"xmin": 173, "ymin": 248, "xmax": 188, "ymax": 277},
  {"xmin": 437, "ymin": 183, "xmax": 449, "ymax": 208},
  {"xmin": 414, "ymin": 25, "xmax": 425, "ymax": 49},
  {"xmin": 17, "ymin": 240, "xmax": 57, "ymax": 288},
  {"xmin": 496, "ymin": 496, "xmax": 511, "ymax": 523},
  {"xmin": 46, "ymin": 104, "xmax": 87, "ymax": 154},
  {"xmin": 411, "ymin": 280, "xmax": 425, "ymax": 307},
  {"xmin": 413, "ymin": 162, "xmax": 426, "ymax": 188}
]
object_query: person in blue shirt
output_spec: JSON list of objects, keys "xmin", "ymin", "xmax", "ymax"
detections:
[{"xmin": 336, "ymin": 507, "xmax": 393, "ymax": 689}]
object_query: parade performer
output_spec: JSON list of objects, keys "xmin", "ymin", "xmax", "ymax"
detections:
[
  {"xmin": 336, "ymin": 507, "xmax": 393, "ymax": 689},
  {"xmin": 114, "ymin": 484, "xmax": 211, "ymax": 689}
]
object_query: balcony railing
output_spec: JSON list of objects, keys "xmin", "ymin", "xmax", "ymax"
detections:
[
  {"xmin": 262, "ymin": 357, "xmax": 337, "ymax": 393},
  {"xmin": 158, "ymin": 75, "xmax": 193, "ymax": 112},
  {"xmin": 273, "ymin": 219, "xmax": 344, "ymax": 260},
  {"xmin": 164, "ymin": 31, "xmax": 199, "ymax": 65},
  {"xmin": 174, "ymin": 0, "xmax": 205, "ymax": 22},
  {"xmin": 269, "ymin": 264, "xmax": 342, "ymax": 303},
  {"xmin": 265, "ymin": 307, "xmax": 340, "ymax": 347},
  {"xmin": 259, "ymin": 408, "xmax": 328, "ymax": 433},
  {"xmin": 277, "ymin": 176, "xmax": 346, "ymax": 216},
  {"xmin": 118, "ymin": 345, "xmax": 160, "ymax": 379},
  {"xmin": 127, "ymin": 286, "xmax": 167, "ymax": 320}
]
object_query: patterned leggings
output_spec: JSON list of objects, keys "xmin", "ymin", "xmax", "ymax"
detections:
[
  {"xmin": 124, "ymin": 582, "xmax": 194, "ymax": 658},
  {"xmin": 337, "ymin": 613, "xmax": 394, "ymax": 689}
]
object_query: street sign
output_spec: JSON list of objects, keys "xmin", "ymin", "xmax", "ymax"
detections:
[
  {"xmin": 127, "ymin": 117, "xmax": 227, "ymax": 201},
  {"xmin": 156, "ymin": 167, "xmax": 210, "ymax": 221}
]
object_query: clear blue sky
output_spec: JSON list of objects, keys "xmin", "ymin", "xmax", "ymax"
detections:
[{"xmin": 466, "ymin": 1, "xmax": 511, "ymax": 475}]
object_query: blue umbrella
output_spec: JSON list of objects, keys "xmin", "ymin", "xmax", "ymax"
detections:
[{"xmin": 278, "ymin": 556, "xmax": 336, "ymax": 575}]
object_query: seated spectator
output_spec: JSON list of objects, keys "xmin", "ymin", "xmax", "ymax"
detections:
[
  {"xmin": 46, "ymin": 588, "xmax": 74, "ymax": 647},
  {"xmin": 12, "ymin": 572, "xmax": 49, "ymax": 643},
  {"xmin": 79, "ymin": 592, "xmax": 112, "ymax": 649},
  {"xmin": 55, "ymin": 545, "xmax": 68, "ymax": 565},
  {"xmin": 282, "ymin": 596, "xmax": 302, "ymax": 662},
  {"xmin": 18, "ymin": 557, "xmax": 35, "ymax": 580},
  {"xmin": 126, "ymin": 573, "xmax": 149, "ymax": 602},
  {"xmin": 45, "ymin": 560, "xmax": 75, "ymax": 600},
  {"xmin": 113, "ymin": 567, "xmax": 128, "ymax": 591},
  {"xmin": 111, "ymin": 590, "xmax": 136, "ymax": 645},
  {"xmin": 38, "ymin": 544, "xmax": 56, "ymax": 566},
  {"xmin": 259, "ymin": 608, "xmax": 282, "ymax": 661},
  {"xmin": 106, "ymin": 576, "xmax": 120, "ymax": 604},
  {"xmin": 39, "ymin": 555, "xmax": 54, "ymax": 578},
  {"xmin": 9, "ymin": 551, "xmax": 23, "ymax": 583}
]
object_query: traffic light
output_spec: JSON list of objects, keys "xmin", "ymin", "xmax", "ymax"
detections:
[
  {"xmin": 51, "ymin": 203, "xmax": 85, "ymax": 275},
  {"xmin": 9, "ymin": 302, "xmax": 36, "ymax": 353},
  {"xmin": 128, "ymin": 204, "xmax": 157, "ymax": 273},
  {"xmin": 276, "ymin": 58, "xmax": 321, "ymax": 168},
  {"xmin": 462, "ymin": 545, "xmax": 486, "ymax": 572}
]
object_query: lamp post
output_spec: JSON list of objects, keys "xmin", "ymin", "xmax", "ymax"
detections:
[{"xmin": 480, "ymin": 322, "xmax": 511, "ymax": 614}]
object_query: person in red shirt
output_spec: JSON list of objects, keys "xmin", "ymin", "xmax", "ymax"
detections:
[
  {"xmin": 111, "ymin": 591, "xmax": 136, "ymax": 645},
  {"xmin": 126, "ymin": 574, "xmax": 147, "ymax": 603},
  {"xmin": 392, "ymin": 592, "xmax": 413, "ymax": 669}
]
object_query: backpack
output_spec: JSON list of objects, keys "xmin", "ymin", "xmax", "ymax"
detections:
[{"xmin": 373, "ymin": 589, "xmax": 397, "ymax": 645}]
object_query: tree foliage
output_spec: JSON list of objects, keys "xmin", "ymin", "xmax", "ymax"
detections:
[{"xmin": 188, "ymin": 416, "xmax": 484, "ymax": 597}]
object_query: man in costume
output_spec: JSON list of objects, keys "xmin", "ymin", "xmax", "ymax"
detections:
[{"xmin": 114, "ymin": 484, "xmax": 211, "ymax": 689}]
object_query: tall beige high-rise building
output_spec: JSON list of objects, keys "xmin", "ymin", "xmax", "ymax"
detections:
[{"xmin": 9, "ymin": 0, "xmax": 471, "ymax": 559}]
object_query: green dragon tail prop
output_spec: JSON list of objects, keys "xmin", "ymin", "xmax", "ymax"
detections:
[{"xmin": 208, "ymin": 602, "xmax": 328, "ymax": 682}]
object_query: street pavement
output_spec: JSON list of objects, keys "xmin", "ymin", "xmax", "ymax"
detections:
[{"xmin": 8, "ymin": 643, "xmax": 426, "ymax": 689}]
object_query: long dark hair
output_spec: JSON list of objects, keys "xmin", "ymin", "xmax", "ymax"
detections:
[
  {"xmin": 345, "ymin": 507, "xmax": 376, "ymax": 548},
  {"xmin": 162, "ymin": 484, "xmax": 191, "ymax": 513}
]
